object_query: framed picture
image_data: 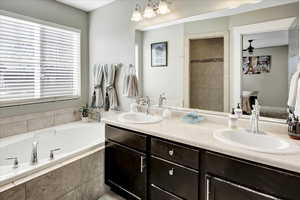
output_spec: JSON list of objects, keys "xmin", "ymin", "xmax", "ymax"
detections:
[
  {"xmin": 242, "ymin": 55, "xmax": 271, "ymax": 75},
  {"xmin": 151, "ymin": 41, "xmax": 168, "ymax": 67}
]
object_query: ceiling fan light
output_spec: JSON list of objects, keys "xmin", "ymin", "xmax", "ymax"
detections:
[
  {"xmin": 158, "ymin": 0, "xmax": 170, "ymax": 15},
  {"xmin": 144, "ymin": 3, "xmax": 156, "ymax": 18}
]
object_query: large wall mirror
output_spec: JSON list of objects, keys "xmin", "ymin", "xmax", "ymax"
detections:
[{"xmin": 134, "ymin": 2, "xmax": 299, "ymax": 121}]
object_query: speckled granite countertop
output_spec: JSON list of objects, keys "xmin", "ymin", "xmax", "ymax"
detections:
[{"xmin": 102, "ymin": 111, "xmax": 300, "ymax": 174}]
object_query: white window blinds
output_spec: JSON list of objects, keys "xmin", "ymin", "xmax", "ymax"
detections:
[{"xmin": 0, "ymin": 14, "xmax": 81, "ymax": 106}]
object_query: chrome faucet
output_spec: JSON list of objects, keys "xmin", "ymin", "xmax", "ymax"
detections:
[
  {"xmin": 145, "ymin": 96, "xmax": 151, "ymax": 115},
  {"xmin": 158, "ymin": 93, "xmax": 167, "ymax": 107},
  {"xmin": 250, "ymin": 100, "xmax": 261, "ymax": 134},
  {"xmin": 137, "ymin": 96, "xmax": 151, "ymax": 115},
  {"xmin": 31, "ymin": 141, "xmax": 38, "ymax": 165}
]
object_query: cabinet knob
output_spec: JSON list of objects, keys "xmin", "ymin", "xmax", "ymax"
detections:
[
  {"xmin": 168, "ymin": 149, "xmax": 174, "ymax": 156},
  {"xmin": 169, "ymin": 168, "xmax": 174, "ymax": 176}
]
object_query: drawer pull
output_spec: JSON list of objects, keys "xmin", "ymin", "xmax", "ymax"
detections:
[
  {"xmin": 140, "ymin": 156, "xmax": 146, "ymax": 173},
  {"xmin": 168, "ymin": 149, "xmax": 174, "ymax": 156},
  {"xmin": 169, "ymin": 168, "xmax": 174, "ymax": 176}
]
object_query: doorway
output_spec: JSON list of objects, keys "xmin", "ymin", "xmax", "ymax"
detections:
[{"xmin": 189, "ymin": 38, "xmax": 224, "ymax": 112}]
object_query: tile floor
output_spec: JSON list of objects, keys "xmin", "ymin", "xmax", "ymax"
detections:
[{"xmin": 98, "ymin": 191, "xmax": 126, "ymax": 200}]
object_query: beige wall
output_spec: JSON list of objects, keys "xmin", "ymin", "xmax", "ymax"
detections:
[
  {"xmin": 0, "ymin": 0, "xmax": 89, "ymax": 117},
  {"xmin": 242, "ymin": 46, "xmax": 289, "ymax": 108}
]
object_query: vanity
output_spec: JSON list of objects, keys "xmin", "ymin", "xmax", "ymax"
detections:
[{"xmin": 103, "ymin": 112, "xmax": 300, "ymax": 200}]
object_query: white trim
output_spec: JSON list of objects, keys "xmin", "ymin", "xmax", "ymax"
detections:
[
  {"xmin": 0, "ymin": 10, "xmax": 81, "ymax": 33},
  {"xmin": 139, "ymin": 0, "xmax": 297, "ymax": 31},
  {"xmin": 184, "ymin": 32, "xmax": 230, "ymax": 112},
  {"xmin": 230, "ymin": 17, "xmax": 296, "ymax": 110}
]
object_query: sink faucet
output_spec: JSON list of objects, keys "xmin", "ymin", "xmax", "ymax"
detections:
[
  {"xmin": 158, "ymin": 93, "xmax": 166, "ymax": 107},
  {"xmin": 145, "ymin": 96, "xmax": 150, "ymax": 115},
  {"xmin": 137, "ymin": 96, "xmax": 151, "ymax": 115},
  {"xmin": 31, "ymin": 141, "xmax": 38, "ymax": 165},
  {"xmin": 250, "ymin": 100, "xmax": 261, "ymax": 134}
]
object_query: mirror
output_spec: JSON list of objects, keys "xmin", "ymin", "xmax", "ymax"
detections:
[{"xmin": 135, "ymin": 2, "xmax": 299, "ymax": 121}]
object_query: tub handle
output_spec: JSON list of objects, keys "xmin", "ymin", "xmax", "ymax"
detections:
[
  {"xmin": 50, "ymin": 148, "xmax": 61, "ymax": 160},
  {"xmin": 6, "ymin": 157, "xmax": 18, "ymax": 168}
]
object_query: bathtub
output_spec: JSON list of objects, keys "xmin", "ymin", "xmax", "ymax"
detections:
[{"xmin": 0, "ymin": 121, "xmax": 105, "ymax": 187}]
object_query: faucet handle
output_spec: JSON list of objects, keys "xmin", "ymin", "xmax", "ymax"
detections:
[
  {"xmin": 50, "ymin": 148, "xmax": 61, "ymax": 160},
  {"xmin": 6, "ymin": 157, "xmax": 18, "ymax": 168}
]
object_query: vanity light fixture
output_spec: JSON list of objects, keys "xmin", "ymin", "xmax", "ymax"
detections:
[
  {"xmin": 131, "ymin": 0, "xmax": 171, "ymax": 22},
  {"xmin": 158, "ymin": 0, "xmax": 170, "ymax": 14},
  {"xmin": 131, "ymin": 4, "xmax": 143, "ymax": 22},
  {"xmin": 144, "ymin": 1, "xmax": 157, "ymax": 18}
]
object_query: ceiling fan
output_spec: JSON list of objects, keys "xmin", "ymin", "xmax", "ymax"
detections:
[{"xmin": 243, "ymin": 39, "xmax": 255, "ymax": 55}]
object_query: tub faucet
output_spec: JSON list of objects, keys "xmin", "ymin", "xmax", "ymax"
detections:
[{"xmin": 31, "ymin": 141, "xmax": 38, "ymax": 165}]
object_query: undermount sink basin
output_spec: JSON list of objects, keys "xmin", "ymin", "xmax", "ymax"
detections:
[
  {"xmin": 213, "ymin": 129, "xmax": 300, "ymax": 154},
  {"xmin": 118, "ymin": 112, "xmax": 163, "ymax": 124}
]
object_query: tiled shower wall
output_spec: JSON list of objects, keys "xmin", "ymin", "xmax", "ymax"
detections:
[
  {"xmin": 0, "ymin": 150, "xmax": 105, "ymax": 200},
  {"xmin": 0, "ymin": 107, "xmax": 80, "ymax": 139},
  {"xmin": 190, "ymin": 38, "xmax": 224, "ymax": 112}
]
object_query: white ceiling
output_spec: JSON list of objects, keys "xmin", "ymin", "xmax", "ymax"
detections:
[
  {"xmin": 56, "ymin": 0, "xmax": 116, "ymax": 12},
  {"xmin": 243, "ymin": 31, "xmax": 289, "ymax": 49},
  {"xmin": 56, "ymin": 0, "xmax": 297, "ymax": 13}
]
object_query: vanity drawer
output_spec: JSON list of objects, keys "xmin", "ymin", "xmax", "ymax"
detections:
[
  {"xmin": 105, "ymin": 125, "xmax": 147, "ymax": 152},
  {"xmin": 151, "ymin": 138, "xmax": 199, "ymax": 169},
  {"xmin": 150, "ymin": 184, "xmax": 183, "ymax": 200},
  {"xmin": 150, "ymin": 156, "xmax": 199, "ymax": 200}
]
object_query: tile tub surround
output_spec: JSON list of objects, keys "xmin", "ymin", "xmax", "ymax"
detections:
[
  {"xmin": 0, "ymin": 107, "xmax": 80, "ymax": 139},
  {"xmin": 102, "ymin": 111, "xmax": 300, "ymax": 174},
  {"xmin": 0, "ymin": 150, "xmax": 105, "ymax": 200}
]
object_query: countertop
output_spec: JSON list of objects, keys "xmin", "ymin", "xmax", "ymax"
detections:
[{"xmin": 102, "ymin": 111, "xmax": 300, "ymax": 174}]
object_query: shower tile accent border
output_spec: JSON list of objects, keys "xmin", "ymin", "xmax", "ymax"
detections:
[
  {"xmin": 0, "ymin": 150, "xmax": 106, "ymax": 200},
  {"xmin": 190, "ymin": 58, "xmax": 224, "ymax": 63},
  {"xmin": 0, "ymin": 107, "xmax": 81, "ymax": 139}
]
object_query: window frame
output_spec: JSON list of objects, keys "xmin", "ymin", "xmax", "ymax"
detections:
[{"xmin": 0, "ymin": 10, "xmax": 82, "ymax": 108}]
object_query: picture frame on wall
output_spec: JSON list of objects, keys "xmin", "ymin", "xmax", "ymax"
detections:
[{"xmin": 151, "ymin": 41, "xmax": 168, "ymax": 67}]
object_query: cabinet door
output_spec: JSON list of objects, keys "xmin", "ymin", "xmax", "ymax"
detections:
[
  {"xmin": 206, "ymin": 176, "xmax": 281, "ymax": 200},
  {"xmin": 105, "ymin": 141, "xmax": 147, "ymax": 200}
]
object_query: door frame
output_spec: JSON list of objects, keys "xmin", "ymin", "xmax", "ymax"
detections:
[{"xmin": 184, "ymin": 32, "xmax": 230, "ymax": 112}]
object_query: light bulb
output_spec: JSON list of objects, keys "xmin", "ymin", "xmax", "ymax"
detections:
[
  {"xmin": 131, "ymin": 9, "xmax": 143, "ymax": 22},
  {"xmin": 158, "ymin": 0, "xmax": 170, "ymax": 14},
  {"xmin": 143, "ymin": 3, "xmax": 156, "ymax": 18}
]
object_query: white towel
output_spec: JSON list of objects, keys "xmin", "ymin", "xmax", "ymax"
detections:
[
  {"xmin": 288, "ymin": 70, "xmax": 300, "ymax": 108},
  {"xmin": 294, "ymin": 78, "xmax": 300, "ymax": 116}
]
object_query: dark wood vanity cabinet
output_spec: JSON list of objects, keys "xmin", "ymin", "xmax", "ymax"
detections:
[
  {"xmin": 105, "ymin": 125, "xmax": 148, "ymax": 200},
  {"xmin": 105, "ymin": 125, "xmax": 300, "ymax": 200}
]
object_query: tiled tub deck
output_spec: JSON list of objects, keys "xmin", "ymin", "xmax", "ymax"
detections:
[{"xmin": 0, "ymin": 150, "xmax": 105, "ymax": 200}]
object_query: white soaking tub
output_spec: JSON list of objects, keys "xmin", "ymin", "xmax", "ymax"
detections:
[{"xmin": 0, "ymin": 121, "xmax": 105, "ymax": 187}]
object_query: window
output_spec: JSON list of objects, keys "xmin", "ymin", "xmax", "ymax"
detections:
[{"xmin": 0, "ymin": 14, "xmax": 81, "ymax": 106}]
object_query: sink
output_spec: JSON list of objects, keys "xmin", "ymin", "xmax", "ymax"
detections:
[
  {"xmin": 213, "ymin": 129, "xmax": 300, "ymax": 154},
  {"xmin": 118, "ymin": 112, "xmax": 163, "ymax": 124}
]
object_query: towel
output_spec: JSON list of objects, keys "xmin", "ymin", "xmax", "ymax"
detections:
[
  {"xmin": 288, "ymin": 70, "xmax": 300, "ymax": 108},
  {"xmin": 122, "ymin": 64, "xmax": 139, "ymax": 97},
  {"xmin": 91, "ymin": 64, "xmax": 104, "ymax": 108},
  {"xmin": 103, "ymin": 64, "xmax": 119, "ymax": 110}
]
